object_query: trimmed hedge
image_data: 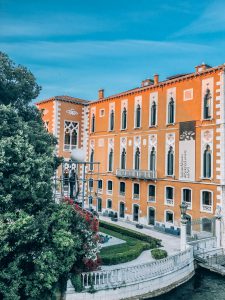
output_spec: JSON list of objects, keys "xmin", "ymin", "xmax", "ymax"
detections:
[
  {"xmin": 99, "ymin": 220, "xmax": 161, "ymax": 247},
  {"xmin": 151, "ymin": 248, "xmax": 168, "ymax": 260},
  {"xmin": 70, "ymin": 274, "xmax": 83, "ymax": 292}
]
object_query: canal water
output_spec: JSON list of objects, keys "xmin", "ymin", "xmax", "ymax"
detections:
[{"xmin": 151, "ymin": 268, "xmax": 225, "ymax": 300}]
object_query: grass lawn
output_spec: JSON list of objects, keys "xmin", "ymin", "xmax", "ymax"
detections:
[{"xmin": 99, "ymin": 223, "xmax": 160, "ymax": 265}]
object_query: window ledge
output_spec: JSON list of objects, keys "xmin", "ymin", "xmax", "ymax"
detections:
[
  {"xmin": 134, "ymin": 127, "xmax": 142, "ymax": 130},
  {"xmin": 166, "ymin": 123, "xmax": 176, "ymax": 127},
  {"xmin": 200, "ymin": 177, "xmax": 213, "ymax": 181},
  {"xmin": 120, "ymin": 128, "xmax": 127, "ymax": 131},
  {"xmin": 149, "ymin": 125, "xmax": 157, "ymax": 128}
]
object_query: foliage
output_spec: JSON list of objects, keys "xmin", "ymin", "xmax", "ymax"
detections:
[
  {"xmin": 99, "ymin": 226, "xmax": 153, "ymax": 265},
  {"xmin": 70, "ymin": 274, "xmax": 83, "ymax": 292},
  {"xmin": 0, "ymin": 51, "xmax": 41, "ymax": 107},
  {"xmin": 151, "ymin": 249, "xmax": 168, "ymax": 260},
  {"xmin": 0, "ymin": 53, "xmax": 99, "ymax": 299},
  {"xmin": 99, "ymin": 220, "xmax": 161, "ymax": 247}
]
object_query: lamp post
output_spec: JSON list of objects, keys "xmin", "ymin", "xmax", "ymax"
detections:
[{"xmin": 180, "ymin": 201, "xmax": 188, "ymax": 251}]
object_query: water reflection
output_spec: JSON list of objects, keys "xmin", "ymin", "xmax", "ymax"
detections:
[{"xmin": 151, "ymin": 269, "xmax": 225, "ymax": 300}]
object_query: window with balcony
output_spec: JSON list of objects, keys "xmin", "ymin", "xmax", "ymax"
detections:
[
  {"xmin": 203, "ymin": 88, "xmax": 212, "ymax": 119},
  {"xmin": 168, "ymin": 97, "xmax": 174, "ymax": 124},
  {"xmin": 91, "ymin": 114, "xmax": 95, "ymax": 133},
  {"xmin": 148, "ymin": 185, "xmax": 156, "ymax": 202},
  {"xmin": 109, "ymin": 110, "xmax": 114, "ymax": 131},
  {"xmin": 149, "ymin": 147, "xmax": 156, "ymax": 172},
  {"xmin": 150, "ymin": 101, "xmax": 157, "ymax": 126},
  {"xmin": 167, "ymin": 146, "xmax": 174, "ymax": 176},
  {"xmin": 98, "ymin": 179, "xmax": 103, "ymax": 193},
  {"xmin": 203, "ymin": 145, "xmax": 212, "ymax": 178},
  {"xmin": 165, "ymin": 187, "xmax": 174, "ymax": 205},
  {"xmin": 64, "ymin": 121, "xmax": 78, "ymax": 151},
  {"xmin": 107, "ymin": 199, "xmax": 112, "ymax": 209},
  {"xmin": 121, "ymin": 148, "xmax": 126, "ymax": 169},
  {"xmin": 165, "ymin": 211, "xmax": 174, "ymax": 224},
  {"xmin": 134, "ymin": 147, "xmax": 140, "ymax": 170},
  {"xmin": 201, "ymin": 191, "xmax": 213, "ymax": 213},
  {"xmin": 107, "ymin": 180, "xmax": 113, "ymax": 194},
  {"xmin": 135, "ymin": 104, "xmax": 141, "ymax": 128},
  {"xmin": 133, "ymin": 183, "xmax": 140, "ymax": 199},
  {"xmin": 90, "ymin": 149, "xmax": 94, "ymax": 171},
  {"xmin": 119, "ymin": 182, "xmax": 125, "ymax": 196},
  {"xmin": 108, "ymin": 149, "xmax": 113, "ymax": 172},
  {"xmin": 121, "ymin": 107, "xmax": 127, "ymax": 130},
  {"xmin": 182, "ymin": 188, "xmax": 192, "ymax": 209}
]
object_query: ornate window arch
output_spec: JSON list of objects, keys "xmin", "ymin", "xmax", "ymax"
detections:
[
  {"xmin": 122, "ymin": 107, "xmax": 127, "ymax": 129},
  {"xmin": 109, "ymin": 110, "xmax": 114, "ymax": 131},
  {"xmin": 135, "ymin": 104, "xmax": 141, "ymax": 128},
  {"xmin": 168, "ymin": 97, "xmax": 174, "ymax": 124},
  {"xmin": 134, "ymin": 147, "xmax": 140, "ymax": 170},
  {"xmin": 167, "ymin": 146, "xmax": 174, "ymax": 175},
  {"xmin": 203, "ymin": 88, "xmax": 212, "ymax": 119},
  {"xmin": 64, "ymin": 121, "xmax": 79, "ymax": 151},
  {"xmin": 121, "ymin": 148, "xmax": 126, "ymax": 169},
  {"xmin": 91, "ymin": 113, "xmax": 95, "ymax": 132},
  {"xmin": 203, "ymin": 144, "xmax": 211, "ymax": 178},
  {"xmin": 151, "ymin": 101, "xmax": 157, "ymax": 126},
  {"xmin": 149, "ymin": 146, "xmax": 156, "ymax": 172}
]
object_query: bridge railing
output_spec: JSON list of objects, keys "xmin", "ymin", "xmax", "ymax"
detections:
[{"xmin": 81, "ymin": 247, "xmax": 193, "ymax": 291}]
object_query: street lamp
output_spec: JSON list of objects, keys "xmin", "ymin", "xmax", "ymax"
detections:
[
  {"xmin": 180, "ymin": 201, "xmax": 188, "ymax": 220},
  {"xmin": 180, "ymin": 201, "xmax": 188, "ymax": 251}
]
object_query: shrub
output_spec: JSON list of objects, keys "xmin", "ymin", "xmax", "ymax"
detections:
[
  {"xmin": 151, "ymin": 249, "xmax": 168, "ymax": 260},
  {"xmin": 99, "ymin": 220, "xmax": 161, "ymax": 247},
  {"xmin": 70, "ymin": 274, "xmax": 83, "ymax": 292},
  {"xmin": 100, "ymin": 242, "xmax": 150, "ymax": 265}
]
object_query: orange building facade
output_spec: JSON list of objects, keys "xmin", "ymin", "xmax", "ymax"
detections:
[{"xmin": 36, "ymin": 63, "xmax": 225, "ymax": 241}]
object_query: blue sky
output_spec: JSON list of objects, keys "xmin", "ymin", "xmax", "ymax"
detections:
[{"xmin": 0, "ymin": 0, "xmax": 225, "ymax": 101}]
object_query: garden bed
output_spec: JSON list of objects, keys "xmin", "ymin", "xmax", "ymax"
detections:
[{"xmin": 99, "ymin": 221, "xmax": 161, "ymax": 265}]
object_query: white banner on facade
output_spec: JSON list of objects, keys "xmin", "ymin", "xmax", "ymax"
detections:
[{"xmin": 179, "ymin": 121, "xmax": 196, "ymax": 181}]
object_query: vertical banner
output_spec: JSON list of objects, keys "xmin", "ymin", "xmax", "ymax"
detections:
[{"xmin": 179, "ymin": 121, "xmax": 196, "ymax": 181}]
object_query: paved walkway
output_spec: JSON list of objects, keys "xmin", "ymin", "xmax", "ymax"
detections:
[{"xmin": 99, "ymin": 216, "xmax": 180, "ymax": 270}]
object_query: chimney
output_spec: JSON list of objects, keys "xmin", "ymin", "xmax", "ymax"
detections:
[
  {"xmin": 195, "ymin": 62, "xmax": 212, "ymax": 73},
  {"xmin": 154, "ymin": 74, "xmax": 159, "ymax": 85},
  {"xmin": 98, "ymin": 89, "xmax": 104, "ymax": 99},
  {"xmin": 141, "ymin": 78, "xmax": 153, "ymax": 87}
]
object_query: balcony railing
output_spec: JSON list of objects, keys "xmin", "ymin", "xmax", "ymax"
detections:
[
  {"xmin": 133, "ymin": 193, "xmax": 140, "ymax": 199},
  {"xmin": 201, "ymin": 204, "xmax": 213, "ymax": 213},
  {"xmin": 119, "ymin": 191, "xmax": 125, "ymax": 196},
  {"xmin": 63, "ymin": 144, "xmax": 77, "ymax": 151},
  {"xmin": 148, "ymin": 196, "xmax": 155, "ymax": 202},
  {"xmin": 107, "ymin": 190, "xmax": 112, "ymax": 195},
  {"xmin": 165, "ymin": 198, "xmax": 174, "ymax": 206},
  {"xmin": 116, "ymin": 169, "xmax": 157, "ymax": 180}
]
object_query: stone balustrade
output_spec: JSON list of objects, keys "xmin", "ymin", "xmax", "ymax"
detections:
[
  {"xmin": 81, "ymin": 247, "xmax": 193, "ymax": 291},
  {"xmin": 116, "ymin": 169, "xmax": 157, "ymax": 180}
]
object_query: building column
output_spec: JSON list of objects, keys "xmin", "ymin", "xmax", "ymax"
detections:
[{"xmin": 180, "ymin": 219, "xmax": 187, "ymax": 251}]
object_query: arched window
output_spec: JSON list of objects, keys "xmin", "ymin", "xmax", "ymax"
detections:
[
  {"xmin": 71, "ymin": 130, "xmax": 77, "ymax": 148},
  {"xmin": 90, "ymin": 149, "xmax": 94, "ymax": 171},
  {"xmin": 136, "ymin": 104, "xmax": 141, "ymax": 128},
  {"xmin": 110, "ymin": 110, "xmax": 114, "ymax": 131},
  {"xmin": 149, "ymin": 147, "xmax": 156, "ymax": 172},
  {"xmin": 204, "ymin": 88, "xmax": 212, "ymax": 119},
  {"xmin": 203, "ymin": 145, "xmax": 211, "ymax": 178},
  {"xmin": 122, "ymin": 107, "xmax": 127, "ymax": 129},
  {"xmin": 134, "ymin": 147, "xmax": 140, "ymax": 170},
  {"xmin": 167, "ymin": 146, "xmax": 174, "ymax": 175},
  {"xmin": 64, "ymin": 129, "xmax": 70, "ymax": 145},
  {"xmin": 168, "ymin": 97, "xmax": 174, "ymax": 124},
  {"xmin": 151, "ymin": 101, "xmax": 156, "ymax": 126},
  {"xmin": 108, "ymin": 149, "xmax": 113, "ymax": 171},
  {"xmin": 91, "ymin": 114, "xmax": 95, "ymax": 132},
  {"xmin": 121, "ymin": 148, "xmax": 126, "ymax": 169}
]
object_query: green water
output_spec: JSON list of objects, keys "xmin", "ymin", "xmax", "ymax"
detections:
[{"xmin": 152, "ymin": 269, "xmax": 225, "ymax": 300}]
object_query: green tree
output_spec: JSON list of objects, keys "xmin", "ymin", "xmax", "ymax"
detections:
[
  {"xmin": 0, "ymin": 52, "xmax": 41, "ymax": 106},
  {"xmin": 0, "ymin": 55, "xmax": 99, "ymax": 299}
]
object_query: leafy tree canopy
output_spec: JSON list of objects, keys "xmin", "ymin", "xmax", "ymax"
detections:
[
  {"xmin": 0, "ymin": 52, "xmax": 41, "ymax": 106},
  {"xmin": 0, "ymin": 55, "xmax": 99, "ymax": 300}
]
